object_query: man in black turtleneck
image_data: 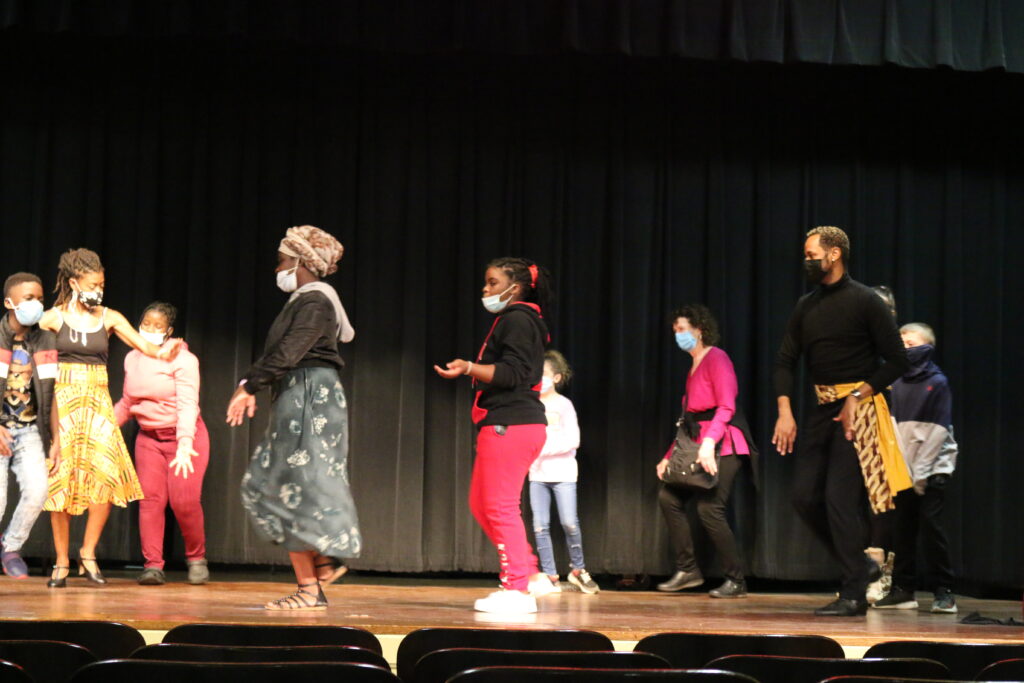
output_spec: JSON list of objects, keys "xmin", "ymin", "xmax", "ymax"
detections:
[{"xmin": 773, "ymin": 226, "xmax": 909, "ymax": 617}]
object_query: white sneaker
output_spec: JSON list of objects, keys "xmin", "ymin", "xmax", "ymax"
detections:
[
  {"xmin": 529, "ymin": 574, "xmax": 561, "ymax": 596},
  {"xmin": 474, "ymin": 589, "xmax": 538, "ymax": 614}
]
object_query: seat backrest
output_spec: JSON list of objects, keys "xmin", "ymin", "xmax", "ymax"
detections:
[
  {"xmin": 447, "ymin": 666, "xmax": 758, "ymax": 682},
  {"xmin": 819, "ymin": 677, "xmax": 972, "ymax": 682},
  {"xmin": 0, "ymin": 640, "xmax": 97, "ymax": 683},
  {"xmin": 864, "ymin": 640, "xmax": 1024, "ymax": 679},
  {"xmin": 0, "ymin": 621, "xmax": 144, "ymax": 660},
  {"xmin": 708, "ymin": 654, "xmax": 951, "ymax": 683},
  {"xmin": 161, "ymin": 623, "xmax": 381, "ymax": 654},
  {"xmin": 130, "ymin": 643, "xmax": 387, "ymax": 669},
  {"xmin": 634, "ymin": 632, "xmax": 844, "ymax": 668},
  {"xmin": 396, "ymin": 628, "xmax": 613, "ymax": 681},
  {"xmin": 412, "ymin": 648, "xmax": 671, "ymax": 683},
  {"xmin": 0, "ymin": 660, "xmax": 32, "ymax": 683},
  {"xmin": 976, "ymin": 657, "xmax": 1024, "ymax": 681},
  {"xmin": 70, "ymin": 660, "xmax": 399, "ymax": 683}
]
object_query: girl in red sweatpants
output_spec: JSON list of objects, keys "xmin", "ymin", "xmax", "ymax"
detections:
[{"xmin": 435, "ymin": 257, "xmax": 551, "ymax": 614}]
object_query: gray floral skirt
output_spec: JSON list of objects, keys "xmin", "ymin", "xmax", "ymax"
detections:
[{"xmin": 241, "ymin": 367, "xmax": 362, "ymax": 558}]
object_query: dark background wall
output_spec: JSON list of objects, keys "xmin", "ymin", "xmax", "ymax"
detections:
[{"xmin": 1, "ymin": 1, "xmax": 1021, "ymax": 592}]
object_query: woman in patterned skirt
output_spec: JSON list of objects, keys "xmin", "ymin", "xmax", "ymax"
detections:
[
  {"xmin": 39, "ymin": 248, "xmax": 182, "ymax": 587},
  {"xmin": 226, "ymin": 225, "xmax": 360, "ymax": 611}
]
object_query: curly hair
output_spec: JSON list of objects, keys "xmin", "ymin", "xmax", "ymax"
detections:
[
  {"xmin": 544, "ymin": 349, "xmax": 573, "ymax": 389},
  {"xmin": 53, "ymin": 248, "xmax": 104, "ymax": 308},
  {"xmin": 807, "ymin": 225, "xmax": 851, "ymax": 264},
  {"xmin": 140, "ymin": 301, "xmax": 178, "ymax": 328},
  {"xmin": 669, "ymin": 303, "xmax": 720, "ymax": 347},
  {"xmin": 487, "ymin": 257, "xmax": 553, "ymax": 314}
]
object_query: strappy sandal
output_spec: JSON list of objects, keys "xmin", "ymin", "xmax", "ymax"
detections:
[
  {"xmin": 264, "ymin": 581, "xmax": 328, "ymax": 611},
  {"xmin": 47, "ymin": 565, "xmax": 69, "ymax": 588},
  {"xmin": 314, "ymin": 557, "xmax": 349, "ymax": 585}
]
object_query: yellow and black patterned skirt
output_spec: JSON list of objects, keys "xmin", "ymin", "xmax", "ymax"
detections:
[{"xmin": 44, "ymin": 363, "xmax": 144, "ymax": 514}]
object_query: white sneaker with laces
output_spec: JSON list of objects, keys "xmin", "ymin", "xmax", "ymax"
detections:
[
  {"xmin": 529, "ymin": 574, "xmax": 561, "ymax": 596},
  {"xmin": 474, "ymin": 589, "xmax": 538, "ymax": 614}
]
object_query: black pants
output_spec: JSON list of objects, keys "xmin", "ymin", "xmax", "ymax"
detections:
[
  {"xmin": 659, "ymin": 454, "xmax": 744, "ymax": 582},
  {"xmin": 791, "ymin": 401, "xmax": 872, "ymax": 600},
  {"xmin": 892, "ymin": 474, "xmax": 955, "ymax": 592}
]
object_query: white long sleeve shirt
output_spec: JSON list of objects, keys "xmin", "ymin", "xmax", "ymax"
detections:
[{"xmin": 529, "ymin": 393, "xmax": 581, "ymax": 483}]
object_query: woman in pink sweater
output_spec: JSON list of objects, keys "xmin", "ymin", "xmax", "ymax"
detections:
[
  {"xmin": 655, "ymin": 304, "xmax": 755, "ymax": 599},
  {"xmin": 114, "ymin": 302, "xmax": 209, "ymax": 586}
]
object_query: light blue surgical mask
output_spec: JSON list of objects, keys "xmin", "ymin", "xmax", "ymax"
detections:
[
  {"xmin": 675, "ymin": 331, "xmax": 697, "ymax": 352},
  {"xmin": 541, "ymin": 376, "xmax": 554, "ymax": 394},
  {"xmin": 481, "ymin": 284, "xmax": 516, "ymax": 314},
  {"xmin": 7, "ymin": 298, "xmax": 44, "ymax": 326}
]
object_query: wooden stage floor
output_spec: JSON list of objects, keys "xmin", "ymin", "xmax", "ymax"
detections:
[{"xmin": 0, "ymin": 574, "xmax": 1021, "ymax": 649}]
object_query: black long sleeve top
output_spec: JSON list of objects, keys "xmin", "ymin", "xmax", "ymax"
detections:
[
  {"xmin": 773, "ymin": 274, "xmax": 908, "ymax": 399},
  {"xmin": 472, "ymin": 302, "xmax": 548, "ymax": 428},
  {"xmin": 242, "ymin": 290, "xmax": 343, "ymax": 396}
]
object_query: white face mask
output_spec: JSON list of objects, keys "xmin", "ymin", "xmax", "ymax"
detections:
[
  {"xmin": 276, "ymin": 265, "xmax": 298, "ymax": 293},
  {"xmin": 139, "ymin": 328, "xmax": 165, "ymax": 346},
  {"xmin": 541, "ymin": 376, "xmax": 555, "ymax": 394},
  {"xmin": 481, "ymin": 283, "xmax": 516, "ymax": 314}
]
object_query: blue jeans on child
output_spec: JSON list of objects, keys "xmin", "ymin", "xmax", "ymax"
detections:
[
  {"xmin": 529, "ymin": 481, "xmax": 586, "ymax": 577},
  {"xmin": 0, "ymin": 424, "xmax": 48, "ymax": 552}
]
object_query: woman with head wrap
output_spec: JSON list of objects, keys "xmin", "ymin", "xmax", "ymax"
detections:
[{"xmin": 226, "ymin": 225, "xmax": 359, "ymax": 610}]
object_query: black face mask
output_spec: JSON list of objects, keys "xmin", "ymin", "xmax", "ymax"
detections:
[{"xmin": 803, "ymin": 258, "xmax": 827, "ymax": 284}]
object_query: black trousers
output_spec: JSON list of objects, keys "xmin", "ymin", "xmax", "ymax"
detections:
[
  {"xmin": 791, "ymin": 400, "xmax": 872, "ymax": 600},
  {"xmin": 892, "ymin": 474, "xmax": 955, "ymax": 592},
  {"xmin": 659, "ymin": 453, "xmax": 744, "ymax": 582}
]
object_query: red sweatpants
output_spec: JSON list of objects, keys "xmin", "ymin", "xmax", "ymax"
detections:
[
  {"xmin": 135, "ymin": 418, "xmax": 209, "ymax": 569},
  {"xmin": 469, "ymin": 423, "xmax": 546, "ymax": 591}
]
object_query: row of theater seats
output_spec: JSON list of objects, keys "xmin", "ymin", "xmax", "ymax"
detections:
[{"xmin": 0, "ymin": 621, "xmax": 1020, "ymax": 682}]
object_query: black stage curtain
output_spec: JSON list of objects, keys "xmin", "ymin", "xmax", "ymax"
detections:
[
  {"xmin": 1, "ymin": 33, "xmax": 1022, "ymax": 590},
  {"xmin": 2, "ymin": 0, "xmax": 1023, "ymax": 74}
]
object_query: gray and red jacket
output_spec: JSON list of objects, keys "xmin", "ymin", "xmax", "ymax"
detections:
[{"xmin": 0, "ymin": 315, "xmax": 58, "ymax": 450}]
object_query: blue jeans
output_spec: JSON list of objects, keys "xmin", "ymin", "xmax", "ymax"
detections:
[
  {"xmin": 529, "ymin": 481, "xmax": 586, "ymax": 576},
  {"xmin": 0, "ymin": 424, "xmax": 48, "ymax": 552}
]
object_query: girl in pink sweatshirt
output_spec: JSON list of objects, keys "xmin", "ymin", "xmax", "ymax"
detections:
[{"xmin": 114, "ymin": 302, "xmax": 209, "ymax": 585}]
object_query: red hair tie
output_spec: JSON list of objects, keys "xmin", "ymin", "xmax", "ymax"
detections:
[{"xmin": 528, "ymin": 264, "xmax": 538, "ymax": 288}]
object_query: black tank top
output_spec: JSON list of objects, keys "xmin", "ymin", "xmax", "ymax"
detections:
[{"xmin": 55, "ymin": 309, "xmax": 109, "ymax": 366}]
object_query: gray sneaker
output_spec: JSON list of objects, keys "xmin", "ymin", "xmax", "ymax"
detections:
[
  {"xmin": 137, "ymin": 567, "xmax": 166, "ymax": 585},
  {"xmin": 931, "ymin": 589, "xmax": 957, "ymax": 614},
  {"xmin": 568, "ymin": 569, "xmax": 600, "ymax": 594},
  {"xmin": 187, "ymin": 558, "xmax": 209, "ymax": 585}
]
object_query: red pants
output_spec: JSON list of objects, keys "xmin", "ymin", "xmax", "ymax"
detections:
[
  {"xmin": 135, "ymin": 418, "xmax": 209, "ymax": 569},
  {"xmin": 469, "ymin": 423, "xmax": 546, "ymax": 591}
]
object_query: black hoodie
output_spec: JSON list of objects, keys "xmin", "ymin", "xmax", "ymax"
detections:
[{"xmin": 471, "ymin": 302, "xmax": 549, "ymax": 428}]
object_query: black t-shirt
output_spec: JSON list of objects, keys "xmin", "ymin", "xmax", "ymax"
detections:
[{"xmin": 1, "ymin": 340, "xmax": 37, "ymax": 427}]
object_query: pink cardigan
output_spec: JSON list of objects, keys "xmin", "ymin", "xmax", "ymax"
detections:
[
  {"xmin": 664, "ymin": 346, "xmax": 749, "ymax": 458},
  {"xmin": 114, "ymin": 342, "xmax": 201, "ymax": 442}
]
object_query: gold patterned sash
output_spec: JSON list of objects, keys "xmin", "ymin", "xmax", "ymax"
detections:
[{"xmin": 815, "ymin": 382, "xmax": 912, "ymax": 513}]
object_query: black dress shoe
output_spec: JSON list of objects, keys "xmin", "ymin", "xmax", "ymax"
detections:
[
  {"xmin": 709, "ymin": 578, "xmax": 747, "ymax": 598},
  {"xmin": 814, "ymin": 597, "xmax": 868, "ymax": 617},
  {"xmin": 657, "ymin": 570, "xmax": 704, "ymax": 592}
]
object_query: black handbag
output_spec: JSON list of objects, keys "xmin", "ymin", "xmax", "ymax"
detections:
[{"xmin": 662, "ymin": 403, "xmax": 720, "ymax": 490}]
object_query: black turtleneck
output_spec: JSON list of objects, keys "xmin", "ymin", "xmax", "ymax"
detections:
[{"xmin": 774, "ymin": 274, "xmax": 908, "ymax": 400}]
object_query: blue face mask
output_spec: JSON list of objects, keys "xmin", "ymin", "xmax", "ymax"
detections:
[
  {"xmin": 675, "ymin": 331, "xmax": 697, "ymax": 352},
  {"xmin": 7, "ymin": 298, "xmax": 44, "ymax": 326}
]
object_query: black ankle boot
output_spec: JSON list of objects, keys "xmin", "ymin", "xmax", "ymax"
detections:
[
  {"xmin": 709, "ymin": 578, "xmax": 747, "ymax": 598},
  {"xmin": 656, "ymin": 570, "xmax": 704, "ymax": 592}
]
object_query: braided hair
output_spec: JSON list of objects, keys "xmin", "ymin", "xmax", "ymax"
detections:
[
  {"xmin": 54, "ymin": 248, "xmax": 104, "ymax": 308},
  {"xmin": 487, "ymin": 257, "xmax": 553, "ymax": 314},
  {"xmin": 139, "ymin": 301, "xmax": 178, "ymax": 328}
]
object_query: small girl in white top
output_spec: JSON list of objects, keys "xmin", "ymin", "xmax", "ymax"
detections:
[{"xmin": 528, "ymin": 350, "xmax": 599, "ymax": 595}]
